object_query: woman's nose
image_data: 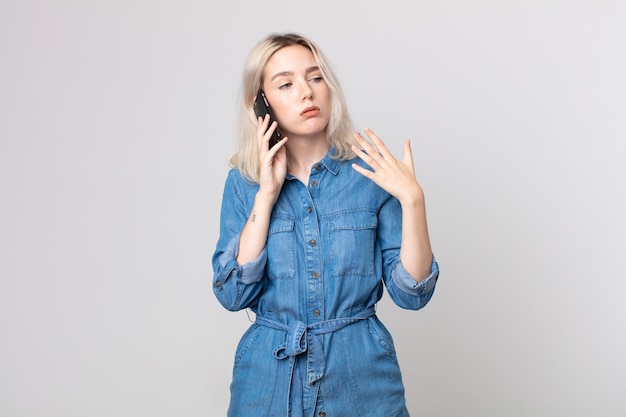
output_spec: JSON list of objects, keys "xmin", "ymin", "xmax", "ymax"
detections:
[{"xmin": 301, "ymin": 84, "xmax": 313, "ymax": 101}]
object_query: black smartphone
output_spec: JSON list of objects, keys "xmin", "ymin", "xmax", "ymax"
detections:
[{"xmin": 253, "ymin": 89, "xmax": 283, "ymax": 149}]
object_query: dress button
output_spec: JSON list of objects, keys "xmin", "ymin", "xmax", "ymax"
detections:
[
  {"xmin": 310, "ymin": 239, "xmax": 316, "ymax": 246},
  {"xmin": 307, "ymin": 206, "xmax": 313, "ymax": 213},
  {"xmin": 319, "ymin": 412, "xmax": 326, "ymax": 417},
  {"xmin": 313, "ymin": 309, "xmax": 320, "ymax": 316},
  {"xmin": 311, "ymin": 180, "xmax": 318, "ymax": 187},
  {"xmin": 312, "ymin": 271, "xmax": 319, "ymax": 279},
  {"xmin": 214, "ymin": 280, "xmax": 221, "ymax": 287},
  {"xmin": 314, "ymin": 163, "xmax": 321, "ymax": 170}
]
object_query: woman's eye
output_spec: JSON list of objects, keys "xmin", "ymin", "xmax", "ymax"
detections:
[
  {"xmin": 310, "ymin": 76, "xmax": 324, "ymax": 83},
  {"xmin": 279, "ymin": 82, "xmax": 292, "ymax": 89}
]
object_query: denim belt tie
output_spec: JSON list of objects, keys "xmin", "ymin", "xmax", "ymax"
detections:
[{"xmin": 255, "ymin": 306, "xmax": 376, "ymax": 415}]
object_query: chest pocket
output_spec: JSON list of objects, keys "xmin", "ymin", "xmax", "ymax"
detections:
[
  {"xmin": 328, "ymin": 209, "xmax": 378, "ymax": 277},
  {"xmin": 266, "ymin": 215, "xmax": 296, "ymax": 280}
]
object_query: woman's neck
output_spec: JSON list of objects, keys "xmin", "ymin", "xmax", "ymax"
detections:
[{"xmin": 286, "ymin": 135, "xmax": 330, "ymax": 184}]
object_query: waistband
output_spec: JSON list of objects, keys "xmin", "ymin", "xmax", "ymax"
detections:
[
  {"xmin": 255, "ymin": 306, "xmax": 376, "ymax": 385},
  {"xmin": 256, "ymin": 307, "xmax": 376, "ymax": 416}
]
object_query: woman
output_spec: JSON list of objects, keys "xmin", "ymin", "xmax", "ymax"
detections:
[{"xmin": 212, "ymin": 32, "xmax": 439, "ymax": 417}]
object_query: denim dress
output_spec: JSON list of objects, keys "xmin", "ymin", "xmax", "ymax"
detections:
[{"xmin": 212, "ymin": 149, "xmax": 439, "ymax": 417}]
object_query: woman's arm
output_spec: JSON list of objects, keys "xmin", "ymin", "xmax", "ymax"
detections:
[
  {"xmin": 351, "ymin": 128, "xmax": 432, "ymax": 282},
  {"xmin": 212, "ymin": 171, "xmax": 268, "ymax": 311},
  {"xmin": 236, "ymin": 192, "xmax": 278, "ymax": 264},
  {"xmin": 236, "ymin": 115, "xmax": 288, "ymax": 264}
]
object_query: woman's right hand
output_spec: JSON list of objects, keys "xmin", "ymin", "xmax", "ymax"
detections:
[
  {"xmin": 235, "ymin": 116, "xmax": 288, "ymax": 265},
  {"xmin": 257, "ymin": 114, "xmax": 288, "ymax": 204}
]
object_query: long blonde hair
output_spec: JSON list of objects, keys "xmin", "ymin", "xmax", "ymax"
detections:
[{"xmin": 229, "ymin": 33, "xmax": 356, "ymax": 183}]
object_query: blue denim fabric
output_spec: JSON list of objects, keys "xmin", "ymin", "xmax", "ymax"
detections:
[{"xmin": 213, "ymin": 149, "xmax": 439, "ymax": 417}]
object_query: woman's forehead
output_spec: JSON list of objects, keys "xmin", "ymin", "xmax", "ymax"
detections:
[{"xmin": 265, "ymin": 45, "xmax": 317, "ymax": 75}]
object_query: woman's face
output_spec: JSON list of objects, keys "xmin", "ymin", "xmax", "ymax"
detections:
[{"xmin": 262, "ymin": 45, "xmax": 331, "ymax": 140}]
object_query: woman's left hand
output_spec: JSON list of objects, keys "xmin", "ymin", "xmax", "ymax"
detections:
[{"xmin": 351, "ymin": 128, "xmax": 424, "ymax": 205}]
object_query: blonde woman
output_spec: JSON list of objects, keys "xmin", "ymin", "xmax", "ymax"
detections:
[{"xmin": 212, "ymin": 32, "xmax": 439, "ymax": 417}]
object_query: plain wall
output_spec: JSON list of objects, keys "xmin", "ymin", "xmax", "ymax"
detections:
[{"xmin": 1, "ymin": 0, "xmax": 625, "ymax": 416}]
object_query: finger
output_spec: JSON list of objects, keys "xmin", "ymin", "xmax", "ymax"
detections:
[
  {"xmin": 257, "ymin": 115, "xmax": 270, "ymax": 141},
  {"xmin": 258, "ymin": 115, "xmax": 278, "ymax": 151},
  {"xmin": 351, "ymin": 140, "xmax": 378, "ymax": 169},
  {"xmin": 351, "ymin": 162, "xmax": 375, "ymax": 179},
  {"xmin": 257, "ymin": 114, "xmax": 271, "ymax": 131},
  {"xmin": 268, "ymin": 135, "xmax": 288, "ymax": 157},
  {"xmin": 357, "ymin": 129, "xmax": 392, "ymax": 170},
  {"xmin": 353, "ymin": 133, "xmax": 381, "ymax": 166},
  {"xmin": 402, "ymin": 139, "xmax": 414, "ymax": 168},
  {"xmin": 363, "ymin": 127, "xmax": 393, "ymax": 160},
  {"xmin": 354, "ymin": 131, "xmax": 377, "ymax": 154},
  {"xmin": 265, "ymin": 120, "xmax": 279, "ymax": 140}
]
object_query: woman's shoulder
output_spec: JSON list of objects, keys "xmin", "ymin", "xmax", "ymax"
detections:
[
  {"xmin": 223, "ymin": 168, "xmax": 260, "ymax": 200},
  {"xmin": 226, "ymin": 168, "xmax": 259, "ymax": 187}
]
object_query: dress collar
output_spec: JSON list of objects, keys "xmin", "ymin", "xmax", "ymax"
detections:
[
  {"xmin": 318, "ymin": 147, "xmax": 342, "ymax": 176},
  {"xmin": 285, "ymin": 147, "xmax": 343, "ymax": 180}
]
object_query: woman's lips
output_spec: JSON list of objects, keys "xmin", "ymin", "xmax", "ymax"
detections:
[{"xmin": 300, "ymin": 106, "xmax": 320, "ymax": 118}]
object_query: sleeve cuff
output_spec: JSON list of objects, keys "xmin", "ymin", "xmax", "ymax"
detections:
[
  {"xmin": 218, "ymin": 235, "xmax": 267, "ymax": 285},
  {"xmin": 391, "ymin": 255, "xmax": 439, "ymax": 296}
]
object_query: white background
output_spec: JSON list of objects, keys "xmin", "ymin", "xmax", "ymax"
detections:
[{"xmin": 1, "ymin": 1, "xmax": 625, "ymax": 416}]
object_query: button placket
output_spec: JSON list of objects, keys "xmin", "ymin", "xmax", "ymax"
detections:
[{"xmin": 301, "ymin": 167, "xmax": 324, "ymax": 324}]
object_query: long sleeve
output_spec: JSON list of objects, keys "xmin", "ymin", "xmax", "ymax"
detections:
[
  {"xmin": 377, "ymin": 192, "xmax": 439, "ymax": 310},
  {"xmin": 212, "ymin": 170, "xmax": 267, "ymax": 311}
]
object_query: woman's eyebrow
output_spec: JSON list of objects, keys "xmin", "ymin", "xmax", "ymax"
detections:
[
  {"xmin": 270, "ymin": 71, "xmax": 293, "ymax": 81},
  {"xmin": 270, "ymin": 66, "xmax": 320, "ymax": 81}
]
